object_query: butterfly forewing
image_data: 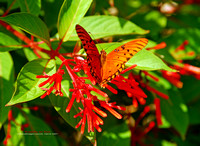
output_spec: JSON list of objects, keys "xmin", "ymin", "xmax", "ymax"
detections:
[
  {"xmin": 100, "ymin": 38, "xmax": 148, "ymax": 86},
  {"xmin": 76, "ymin": 25, "xmax": 102, "ymax": 83}
]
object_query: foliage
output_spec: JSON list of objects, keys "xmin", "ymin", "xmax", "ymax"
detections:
[{"xmin": 0, "ymin": 0, "xmax": 200, "ymax": 145}]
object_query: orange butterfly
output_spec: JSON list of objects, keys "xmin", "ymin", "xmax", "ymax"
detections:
[{"xmin": 76, "ymin": 25, "xmax": 148, "ymax": 87}]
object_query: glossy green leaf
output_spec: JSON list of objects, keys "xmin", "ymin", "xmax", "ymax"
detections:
[
  {"xmin": 58, "ymin": 0, "xmax": 93, "ymax": 42},
  {"xmin": 97, "ymin": 122, "xmax": 131, "ymax": 146},
  {"xmin": 23, "ymin": 114, "xmax": 59, "ymax": 146},
  {"xmin": 160, "ymin": 87, "xmax": 189, "ymax": 138},
  {"xmin": 0, "ymin": 13, "xmax": 50, "ymax": 46},
  {"xmin": 128, "ymin": 49, "xmax": 174, "ymax": 71},
  {"xmin": 0, "ymin": 32, "xmax": 22, "ymax": 52},
  {"xmin": 69, "ymin": 15, "xmax": 148, "ymax": 40},
  {"xmin": 18, "ymin": 0, "xmax": 41, "ymax": 16},
  {"xmin": 0, "ymin": 52, "xmax": 14, "ymax": 128},
  {"xmin": 7, "ymin": 59, "xmax": 56, "ymax": 106},
  {"xmin": 93, "ymin": 42, "xmax": 175, "ymax": 71},
  {"xmin": 23, "ymin": 47, "xmax": 38, "ymax": 61}
]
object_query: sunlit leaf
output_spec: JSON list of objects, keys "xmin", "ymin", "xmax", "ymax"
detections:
[
  {"xmin": 7, "ymin": 59, "xmax": 56, "ymax": 106},
  {"xmin": 0, "ymin": 52, "xmax": 14, "ymax": 128},
  {"xmin": 69, "ymin": 15, "xmax": 148, "ymax": 40},
  {"xmin": 0, "ymin": 13, "xmax": 50, "ymax": 46},
  {"xmin": 58, "ymin": 0, "xmax": 93, "ymax": 42}
]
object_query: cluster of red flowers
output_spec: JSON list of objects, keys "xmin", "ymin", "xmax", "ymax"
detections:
[
  {"xmin": 37, "ymin": 40, "xmax": 185, "ymax": 134},
  {"xmin": 161, "ymin": 40, "xmax": 200, "ymax": 89},
  {"xmin": 35, "ymin": 46, "xmax": 167, "ymax": 134},
  {"xmin": 129, "ymin": 106, "xmax": 156, "ymax": 145}
]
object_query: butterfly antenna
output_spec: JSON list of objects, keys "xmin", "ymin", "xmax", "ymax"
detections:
[
  {"xmin": 89, "ymin": 32, "xmax": 104, "ymax": 51},
  {"xmin": 103, "ymin": 38, "xmax": 124, "ymax": 51}
]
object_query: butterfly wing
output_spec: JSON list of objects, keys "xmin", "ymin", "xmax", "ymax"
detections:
[
  {"xmin": 100, "ymin": 38, "xmax": 148, "ymax": 86},
  {"xmin": 76, "ymin": 25, "xmax": 102, "ymax": 83}
]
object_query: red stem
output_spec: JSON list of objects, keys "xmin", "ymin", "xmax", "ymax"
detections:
[{"xmin": 2, "ymin": 0, "xmax": 17, "ymax": 17}]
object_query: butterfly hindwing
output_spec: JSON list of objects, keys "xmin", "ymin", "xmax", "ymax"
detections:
[
  {"xmin": 76, "ymin": 25, "xmax": 102, "ymax": 83},
  {"xmin": 100, "ymin": 38, "xmax": 148, "ymax": 86}
]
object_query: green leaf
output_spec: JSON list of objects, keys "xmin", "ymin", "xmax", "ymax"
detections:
[
  {"xmin": 97, "ymin": 122, "xmax": 131, "ymax": 146},
  {"xmin": 94, "ymin": 42, "xmax": 174, "ymax": 71},
  {"xmin": 188, "ymin": 99, "xmax": 200, "ymax": 125},
  {"xmin": 7, "ymin": 59, "xmax": 56, "ymax": 106},
  {"xmin": 69, "ymin": 15, "xmax": 148, "ymax": 40},
  {"xmin": 0, "ymin": 12, "xmax": 50, "ymax": 46},
  {"xmin": 164, "ymin": 28, "xmax": 200, "ymax": 54},
  {"xmin": 131, "ymin": 10, "xmax": 167, "ymax": 39},
  {"xmin": 7, "ymin": 0, "xmax": 19, "ymax": 10},
  {"xmin": 180, "ymin": 76, "xmax": 200, "ymax": 103},
  {"xmin": 42, "ymin": 0, "xmax": 63, "ymax": 29},
  {"xmin": 18, "ymin": 0, "xmax": 41, "ymax": 16},
  {"xmin": 0, "ymin": 32, "xmax": 22, "ymax": 52},
  {"xmin": 160, "ymin": 87, "xmax": 189, "ymax": 138},
  {"xmin": 128, "ymin": 49, "xmax": 174, "ymax": 71},
  {"xmin": 0, "ymin": 52, "xmax": 14, "ymax": 128},
  {"xmin": 23, "ymin": 48, "xmax": 38, "ymax": 61},
  {"xmin": 23, "ymin": 113, "xmax": 59, "ymax": 146},
  {"xmin": 58, "ymin": 0, "xmax": 93, "ymax": 42}
]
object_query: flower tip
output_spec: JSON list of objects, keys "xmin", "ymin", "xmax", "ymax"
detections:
[
  {"xmin": 149, "ymin": 121, "xmax": 156, "ymax": 128},
  {"xmin": 97, "ymin": 127, "xmax": 102, "ymax": 132},
  {"xmin": 104, "ymin": 84, "xmax": 118, "ymax": 94},
  {"xmin": 117, "ymin": 114, "xmax": 123, "ymax": 119},
  {"xmin": 66, "ymin": 108, "xmax": 70, "ymax": 113},
  {"xmin": 177, "ymin": 82, "xmax": 183, "ymax": 88},
  {"xmin": 119, "ymin": 107, "xmax": 126, "ymax": 111},
  {"xmin": 40, "ymin": 94, "xmax": 47, "ymax": 99}
]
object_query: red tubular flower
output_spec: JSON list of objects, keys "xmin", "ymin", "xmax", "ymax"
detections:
[
  {"xmin": 73, "ymin": 57, "xmax": 96, "ymax": 85},
  {"xmin": 146, "ymin": 42, "xmax": 167, "ymax": 50},
  {"xmin": 174, "ymin": 64, "xmax": 200, "ymax": 79},
  {"xmin": 98, "ymin": 100, "xmax": 126, "ymax": 119},
  {"xmin": 74, "ymin": 98, "xmax": 107, "ymax": 134},
  {"xmin": 135, "ymin": 106, "xmax": 150, "ymax": 127},
  {"xmin": 183, "ymin": 64, "xmax": 200, "ymax": 75},
  {"xmin": 36, "ymin": 69, "xmax": 65, "ymax": 98},
  {"xmin": 154, "ymin": 98, "xmax": 162, "ymax": 126},
  {"xmin": 3, "ymin": 110, "xmax": 13, "ymax": 145},
  {"xmin": 65, "ymin": 74, "xmax": 108, "ymax": 113},
  {"xmin": 129, "ymin": 72, "xmax": 169, "ymax": 100},
  {"xmin": 64, "ymin": 57, "xmax": 126, "ymax": 133},
  {"xmin": 142, "ymin": 71, "xmax": 159, "ymax": 82},
  {"xmin": 21, "ymin": 123, "xmax": 29, "ymax": 131},
  {"xmin": 175, "ymin": 40, "xmax": 189, "ymax": 52},
  {"xmin": 145, "ymin": 84, "xmax": 169, "ymax": 100},
  {"xmin": 74, "ymin": 97, "xmax": 126, "ymax": 134},
  {"xmin": 161, "ymin": 70, "xmax": 183, "ymax": 88},
  {"xmin": 130, "ymin": 106, "xmax": 155, "ymax": 146},
  {"xmin": 110, "ymin": 73, "xmax": 147, "ymax": 108}
]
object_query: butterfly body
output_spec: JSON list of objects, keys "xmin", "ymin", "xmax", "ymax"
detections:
[{"xmin": 76, "ymin": 25, "xmax": 148, "ymax": 87}]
